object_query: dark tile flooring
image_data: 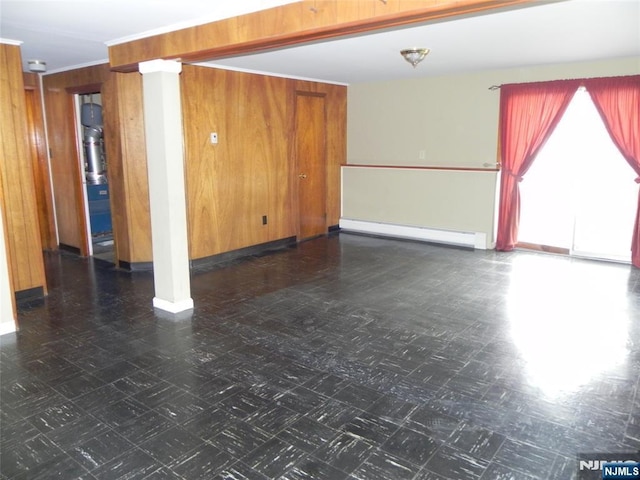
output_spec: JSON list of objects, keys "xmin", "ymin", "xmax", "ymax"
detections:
[{"xmin": 1, "ymin": 233, "xmax": 639, "ymax": 480}]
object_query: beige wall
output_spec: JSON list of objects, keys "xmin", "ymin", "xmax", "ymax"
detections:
[
  {"xmin": 342, "ymin": 167, "xmax": 497, "ymax": 233},
  {"xmin": 344, "ymin": 57, "xmax": 640, "ymax": 247}
]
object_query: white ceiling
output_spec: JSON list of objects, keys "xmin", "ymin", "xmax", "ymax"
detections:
[
  {"xmin": 1, "ymin": 0, "xmax": 638, "ymax": 84},
  {"xmin": 0, "ymin": 0, "xmax": 299, "ymax": 72}
]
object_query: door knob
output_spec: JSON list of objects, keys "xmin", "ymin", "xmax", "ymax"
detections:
[{"xmin": 298, "ymin": 173, "xmax": 307, "ymax": 179}]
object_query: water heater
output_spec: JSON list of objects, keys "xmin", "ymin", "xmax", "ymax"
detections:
[{"xmin": 81, "ymin": 102, "xmax": 106, "ymax": 185}]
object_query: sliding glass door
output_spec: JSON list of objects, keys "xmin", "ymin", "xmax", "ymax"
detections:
[{"xmin": 518, "ymin": 88, "xmax": 637, "ymax": 263}]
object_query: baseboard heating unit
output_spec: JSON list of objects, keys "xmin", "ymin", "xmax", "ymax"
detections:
[{"xmin": 339, "ymin": 219, "xmax": 487, "ymax": 250}]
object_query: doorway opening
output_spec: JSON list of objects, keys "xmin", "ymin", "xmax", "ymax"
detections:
[
  {"xmin": 518, "ymin": 88, "xmax": 637, "ymax": 263},
  {"xmin": 75, "ymin": 93, "xmax": 114, "ymax": 263}
]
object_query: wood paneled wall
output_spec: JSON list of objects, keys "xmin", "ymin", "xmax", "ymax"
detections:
[
  {"xmin": 103, "ymin": 72, "xmax": 152, "ymax": 264},
  {"xmin": 42, "ymin": 64, "xmax": 152, "ymax": 264},
  {"xmin": 182, "ymin": 66, "xmax": 292, "ymax": 259},
  {"xmin": 181, "ymin": 66, "xmax": 346, "ymax": 260},
  {"xmin": 0, "ymin": 44, "xmax": 46, "ymax": 294},
  {"xmin": 43, "ymin": 64, "xmax": 111, "ymax": 254},
  {"xmin": 37, "ymin": 62, "xmax": 343, "ymax": 266}
]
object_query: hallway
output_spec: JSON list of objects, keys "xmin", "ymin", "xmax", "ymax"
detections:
[{"xmin": 1, "ymin": 234, "xmax": 639, "ymax": 479}]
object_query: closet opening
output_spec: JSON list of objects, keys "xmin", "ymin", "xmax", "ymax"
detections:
[{"xmin": 75, "ymin": 92, "xmax": 114, "ymax": 264}]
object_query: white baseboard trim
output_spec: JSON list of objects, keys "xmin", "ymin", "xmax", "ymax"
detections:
[
  {"xmin": 153, "ymin": 297, "xmax": 194, "ymax": 313},
  {"xmin": 339, "ymin": 218, "xmax": 487, "ymax": 250},
  {"xmin": 0, "ymin": 321, "xmax": 17, "ymax": 336}
]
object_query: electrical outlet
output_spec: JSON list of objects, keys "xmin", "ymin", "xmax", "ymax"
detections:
[
  {"xmin": 210, "ymin": 132, "xmax": 218, "ymax": 144},
  {"xmin": 262, "ymin": 215, "xmax": 268, "ymax": 225},
  {"xmin": 418, "ymin": 150, "xmax": 426, "ymax": 160}
]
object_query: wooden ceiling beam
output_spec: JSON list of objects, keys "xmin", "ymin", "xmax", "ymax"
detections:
[{"xmin": 108, "ymin": 0, "xmax": 538, "ymax": 73}]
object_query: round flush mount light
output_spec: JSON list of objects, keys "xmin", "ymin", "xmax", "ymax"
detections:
[{"xmin": 27, "ymin": 60, "xmax": 47, "ymax": 73}]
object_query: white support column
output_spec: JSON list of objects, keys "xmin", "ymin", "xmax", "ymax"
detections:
[
  {"xmin": 0, "ymin": 204, "xmax": 17, "ymax": 334},
  {"xmin": 139, "ymin": 59, "xmax": 193, "ymax": 314}
]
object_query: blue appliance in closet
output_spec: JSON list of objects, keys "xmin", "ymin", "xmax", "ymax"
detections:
[{"xmin": 87, "ymin": 183, "xmax": 111, "ymax": 235}]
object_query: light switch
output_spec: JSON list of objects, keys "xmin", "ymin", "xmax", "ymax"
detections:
[{"xmin": 210, "ymin": 132, "xmax": 218, "ymax": 144}]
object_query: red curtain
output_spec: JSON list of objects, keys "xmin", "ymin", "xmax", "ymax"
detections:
[
  {"xmin": 584, "ymin": 75, "xmax": 640, "ymax": 267},
  {"xmin": 496, "ymin": 80, "xmax": 580, "ymax": 250}
]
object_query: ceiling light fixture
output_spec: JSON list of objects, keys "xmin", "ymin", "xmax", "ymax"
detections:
[
  {"xmin": 400, "ymin": 48, "xmax": 430, "ymax": 68},
  {"xmin": 27, "ymin": 60, "xmax": 47, "ymax": 73}
]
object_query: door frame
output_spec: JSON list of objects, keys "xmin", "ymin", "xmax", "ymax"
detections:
[{"xmin": 65, "ymin": 83, "xmax": 103, "ymax": 257}]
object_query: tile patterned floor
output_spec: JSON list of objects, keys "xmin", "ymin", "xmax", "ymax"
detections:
[{"xmin": 1, "ymin": 233, "xmax": 639, "ymax": 479}]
